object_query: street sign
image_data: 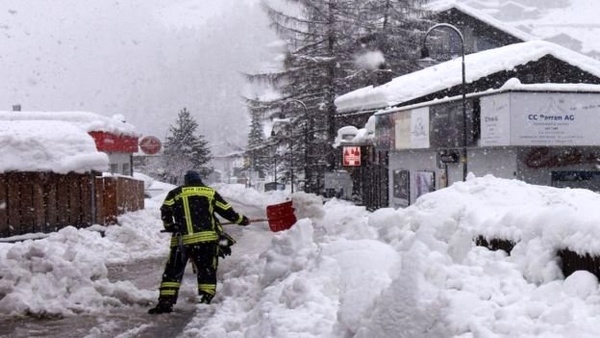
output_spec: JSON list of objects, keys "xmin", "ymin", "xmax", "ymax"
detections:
[
  {"xmin": 342, "ymin": 146, "xmax": 361, "ymax": 166},
  {"xmin": 139, "ymin": 136, "xmax": 162, "ymax": 155}
]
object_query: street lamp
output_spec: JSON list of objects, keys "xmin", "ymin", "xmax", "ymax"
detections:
[
  {"xmin": 281, "ymin": 99, "xmax": 308, "ymax": 193},
  {"xmin": 421, "ymin": 23, "xmax": 468, "ymax": 181}
]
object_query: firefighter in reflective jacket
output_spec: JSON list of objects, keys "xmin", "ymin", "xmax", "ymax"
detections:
[{"xmin": 148, "ymin": 170, "xmax": 250, "ymax": 314}]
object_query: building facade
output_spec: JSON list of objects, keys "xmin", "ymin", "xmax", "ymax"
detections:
[
  {"xmin": 335, "ymin": 40, "xmax": 600, "ymax": 209},
  {"xmin": 376, "ymin": 84, "xmax": 600, "ymax": 207}
]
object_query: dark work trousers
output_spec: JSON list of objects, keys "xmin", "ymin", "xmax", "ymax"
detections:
[{"xmin": 157, "ymin": 241, "xmax": 219, "ymax": 305}]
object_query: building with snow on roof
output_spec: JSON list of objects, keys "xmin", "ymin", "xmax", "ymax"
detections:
[
  {"xmin": 0, "ymin": 111, "xmax": 143, "ymax": 238},
  {"xmin": 0, "ymin": 111, "xmax": 140, "ymax": 176},
  {"xmin": 335, "ymin": 40, "xmax": 600, "ymax": 208},
  {"xmin": 428, "ymin": 0, "xmax": 600, "ymax": 60}
]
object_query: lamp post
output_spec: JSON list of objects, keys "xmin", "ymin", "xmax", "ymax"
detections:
[
  {"xmin": 421, "ymin": 23, "xmax": 468, "ymax": 181},
  {"xmin": 281, "ymin": 99, "xmax": 308, "ymax": 193}
]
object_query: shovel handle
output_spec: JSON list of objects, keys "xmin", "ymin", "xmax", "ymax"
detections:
[
  {"xmin": 160, "ymin": 218, "xmax": 269, "ymax": 231},
  {"xmin": 220, "ymin": 218, "xmax": 268, "ymax": 225}
]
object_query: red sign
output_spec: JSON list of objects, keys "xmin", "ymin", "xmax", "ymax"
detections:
[
  {"xmin": 139, "ymin": 136, "xmax": 162, "ymax": 155},
  {"xmin": 524, "ymin": 147, "xmax": 598, "ymax": 169},
  {"xmin": 89, "ymin": 131, "xmax": 139, "ymax": 153},
  {"xmin": 343, "ymin": 146, "xmax": 361, "ymax": 166}
]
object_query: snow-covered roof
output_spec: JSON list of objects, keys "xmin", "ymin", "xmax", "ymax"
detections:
[
  {"xmin": 513, "ymin": 0, "xmax": 600, "ymax": 56},
  {"xmin": 375, "ymin": 78, "xmax": 600, "ymax": 117},
  {"xmin": 335, "ymin": 40, "xmax": 600, "ymax": 113},
  {"xmin": 0, "ymin": 120, "xmax": 109, "ymax": 174},
  {"xmin": 498, "ymin": 78, "xmax": 600, "ymax": 93},
  {"xmin": 432, "ymin": 0, "xmax": 600, "ymax": 58},
  {"xmin": 425, "ymin": 0, "xmax": 535, "ymax": 42},
  {"xmin": 0, "ymin": 111, "xmax": 139, "ymax": 137}
]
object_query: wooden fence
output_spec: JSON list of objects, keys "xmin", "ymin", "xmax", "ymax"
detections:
[{"xmin": 0, "ymin": 172, "xmax": 144, "ymax": 238}]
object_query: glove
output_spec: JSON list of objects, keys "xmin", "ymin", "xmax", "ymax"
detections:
[
  {"xmin": 239, "ymin": 216, "xmax": 250, "ymax": 226},
  {"xmin": 217, "ymin": 233, "xmax": 236, "ymax": 258},
  {"xmin": 217, "ymin": 245, "xmax": 232, "ymax": 258}
]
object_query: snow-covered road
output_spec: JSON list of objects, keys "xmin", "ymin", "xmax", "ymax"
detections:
[{"xmin": 0, "ymin": 187, "xmax": 279, "ymax": 337}]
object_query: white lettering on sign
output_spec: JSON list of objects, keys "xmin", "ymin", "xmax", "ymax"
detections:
[{"xmin": 343, "ymin": 146, "xmax": 361, "ymax": 166}]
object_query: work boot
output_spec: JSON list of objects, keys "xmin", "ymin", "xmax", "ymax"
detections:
[
  {"xmin": 148, "ymin": 301, "xmax": 173, "ymax": 314},
  {"xmin": 198, "ymin": 292, "xmax": 213, "ymax": 304}
]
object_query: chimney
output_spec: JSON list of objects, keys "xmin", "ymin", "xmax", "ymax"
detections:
[{"xmin": 372, "ymin": 63, "xmax": 393, "ymax": 86}]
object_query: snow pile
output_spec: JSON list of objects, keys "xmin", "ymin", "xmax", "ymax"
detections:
[
  {"xmin": 195, "ymin": 175, "xmax": 600, "ymax": 337},
  {"xmin": 0, "ymin": 120, "xmax": 109, "ymax": 174},
  {"xmin": 0, "ymin": 222, "xmax": 159, "ymax": 315},
  {"xmin": 0, "ymin": 111, "xmax": 138, "ymax": 136},
  {"xmin": 3, "ymin": 176, "xmax": 600, "ymax": 336}
]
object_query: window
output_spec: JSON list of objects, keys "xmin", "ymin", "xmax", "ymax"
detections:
[
  {"xmin": 122, "ymin": 163, "xmax": 130, "ymax": 176},
  {"xmin": 430, "ymin": 100, "xmax": 476, "ymax": 148}
]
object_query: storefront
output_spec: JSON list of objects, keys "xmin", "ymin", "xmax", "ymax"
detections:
[{"xmin": 375, "ymin": 82, "xmax": 600, "ymax": 207}]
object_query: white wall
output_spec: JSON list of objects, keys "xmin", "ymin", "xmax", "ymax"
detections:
[
  {"xmin": 388, "ymin": 147, "xmax": 521, "ymax": 207},
  {"xmin": 107, "ymin": 152, "xmax": 132, "ymax": 176},
  {"xmin": 388, "ymin": 149, "xmax": 440, "ymax": 207},
  {"xmin": 468, "ymin": 147, "xmax": 518, "ymax": 179}
]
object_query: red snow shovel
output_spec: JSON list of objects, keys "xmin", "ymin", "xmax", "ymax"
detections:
[
  {"xmin": 223, "ymin": 200, "xmax": 297, "ymax": 232},
  {"xmin": 265, "ymin": 200, "xmax": 297, "ymax": 232}
]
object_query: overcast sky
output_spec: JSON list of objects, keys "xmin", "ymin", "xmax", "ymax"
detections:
[
  {"xmin": 1, "ymin": 0, "xmax": 591, "ymax": 155},
  {"xmin": 0, "ymin": 0, "xmax": 278, "ymax": 154}
]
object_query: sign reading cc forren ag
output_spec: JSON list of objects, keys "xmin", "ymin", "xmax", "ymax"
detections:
[{"xmin": 139, "ymin": 136, "xmax": 162, "ymax": 155}]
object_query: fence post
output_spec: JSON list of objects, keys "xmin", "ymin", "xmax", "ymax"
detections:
[
  {"xmin": 0, "ymin": 174, "xmax": 7, "ymax": 236},
  {"xmin": 45, "ymin": 173, "xmax": 59, "ymax": 232},
  {"xmin": 95, "ymin": 176, "xmax": 105, "ymax": 225},
  {"xmin": 7, "ymin": 173, "xmax": 22, "ymax": 236},
  {"xmin": 103, "ymin": 177, "xmax": 118, "ymax": 225},
  {"xmin": 32, "ymin": 173, "xmax": 45, "ymax": 233}
]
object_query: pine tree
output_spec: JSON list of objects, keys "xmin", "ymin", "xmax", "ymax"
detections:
[
  {"xmin": 250, "ymin": 0, "xmax": 357, "ymax": 193},
  {"xmin": 246, "ymin": 0, "xmax": 429, "ymax": 193},
  {"xmin": 355, "ymin": 0, "xmax": 430, "ymax": 77},
  {"xmin": 245, "ymin": 100, "xmax": 270, "ymax": 179},
  {"xmin": 162, "ymin": 108, "xmax": 212, "ymax": 183}
]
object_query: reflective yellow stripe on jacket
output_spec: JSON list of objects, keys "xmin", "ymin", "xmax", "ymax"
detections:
[
  {"xmin": 167, "ymin": 186, "xmax": 220, "ymax": 247},
  {"xmin": 170, "ymin": 231, "xmax": 219, "ymax": 247}
]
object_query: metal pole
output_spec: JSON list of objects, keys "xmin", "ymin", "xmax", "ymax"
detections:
[
  {"xmin": 304, "ymin": 114, "xmax": 309, "ymax": 191},
  {"xmin": 273, "ymin": 144, "xmax": 277, "ymax": 183},
  {"xmin": 289, "ymin": 136, "xmax": 294, "ymax": 193},
  {"xmin": 422, "ymin": 23, "xmax": 467, "ymax": 181},
  {"xmin": 460, "ymin": 40, "xmax": 467, "ymax": 182}
]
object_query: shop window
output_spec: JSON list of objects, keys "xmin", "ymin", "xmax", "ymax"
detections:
[
  {"xmin": 430, "ymin": 102, "xmax": 457, "ymax": 148},
  {"xmin": 415, "ymin": 171, "xmax": 435, "ymax": 198},
  {"xmin": 392, "ymin": 169, "xmax": 410, "ymax": 208},
  {"xmin": 122, "ymin": 163, "xmax": 130, "ymax": 176},
  {"xmin": 374, "ymin": 113, "xmax": 395, "ymax": 151},
  {"xmin": 430, "ymin": 100, "xmax": 476, "ymax": 148},
  {"xmin": 552, "ymin": 171, "xmax": 600, "ymax": 192},
  {"xmin": 472, "ymin": 98, "xmax": 481, "ymax": 142}
]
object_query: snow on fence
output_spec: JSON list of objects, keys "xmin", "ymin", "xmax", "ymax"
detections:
[
  {"xmin": 0, "ymin": 172, "xmax": 144, "ymax": 237},
  {"xmin": 475, "ymin": 236, "xmax": 600, "ymax": 282}
]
